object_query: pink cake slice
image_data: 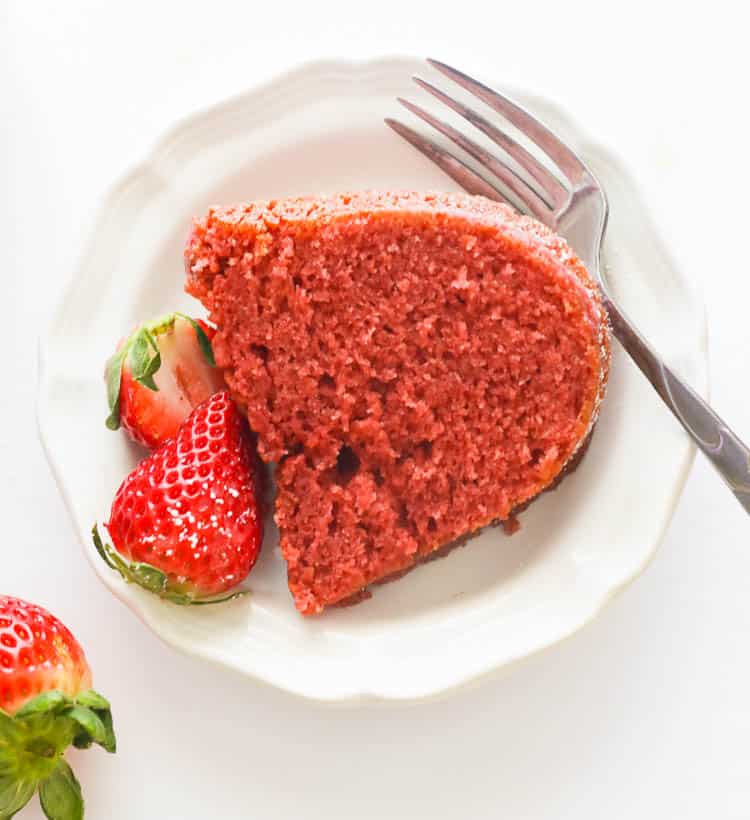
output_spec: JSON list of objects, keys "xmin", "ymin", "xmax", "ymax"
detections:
[{"xmin": 185, "ymin": 191, "xmax": 610, "ymax": 615}]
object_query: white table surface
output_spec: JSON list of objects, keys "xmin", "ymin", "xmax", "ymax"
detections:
[{"xmin": 3, "ymin": 2, "xmax": 750, "ymax": 817}]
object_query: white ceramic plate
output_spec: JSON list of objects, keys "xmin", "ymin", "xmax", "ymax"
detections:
[{"xmin": 39, "ymin": 57, "xmax": 707, "ymax": 703}]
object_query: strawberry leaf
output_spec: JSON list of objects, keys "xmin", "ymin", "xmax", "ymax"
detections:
[
  {"xmin": 39, "ymin": 760, "xmax": 83, "ymax": 820},
  {"xmin": 177, "ymin": 313, "xmax": 216, "ymax": 367},
  {"xmin": 164, "ymin": 589, "xmax": 248, "ymax": 606},
  {"xmin": 131, "ymin": 563, "xmax": 168, "ymax": 594},
  {"xmin": 128, "ymin": 328, "xmax": 161, "ymax": 392},
  {"xmin": 91, "ymin": 526, "xmax": 124, "ymax": 574},
  {"xmin": 71, "ymin": 735, "xmax": 93, "ymax": 751},
  {"xmin": 69, "ymin": 693, "xmax": 115, "ymax": 752},
  {"xmin": 104, "ymin": 347, "xmax": 127, "ymax": 430},
  {"xmin": 0, "ymin": 777, "xmax": 36, "ymax": 819},
  {"xmin": 74, "ymin": 690, "xmax": 109, "ymax": 711},
  {"xmin": 64, "ymin": 706, "xmax": 106, "ymax": 747},
  {"xmin": 93, "ymin": 526, "xmax": 170, "ymax": 599},
  {"xmin": 92, "ymin": 524, "xmax": 246, "ymax": 606},
  {"xmin": 14, "ymin": 691, "xmax": 70, "ymax": 719},
  {"xmin": 1, "ymin": 711, "xmax": 36, "ymax": 818},
  {"xmin": 92, "ymin": 526, "xmax": 170, "ymax": 610},
  {"xmin": 1, "ymin": 687, "xmax": 115, "ymax": 820},
  {"xmin": 97, "ymin": 708, "xmax": 117, "ymax": 755}
]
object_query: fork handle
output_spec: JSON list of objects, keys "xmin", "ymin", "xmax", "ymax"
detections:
[{"xmin": 604, "ymin": 296, "xmax": 750, "ymax": 514}]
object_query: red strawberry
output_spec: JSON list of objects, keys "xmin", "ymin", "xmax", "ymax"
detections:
[
  {"xmin": 105, "ymin": 312, "xmax": 226, "ymax": 449},
  {"xmin": 0, "ymin": 596, "xmax": 115, "ymax": 819},
  {"xmin": 94, "ymin": 391, "xmax": 263, "ymax": 604}
]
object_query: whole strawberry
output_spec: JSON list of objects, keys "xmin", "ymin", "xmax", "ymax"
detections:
[
  {"xmin": 0, "ymin": 596, "xmax": 115, "ymax": 819},
  {"xmin": 105, "ymin": 312, "xmax": 226, "ymax": 449},
  {"xmin": 94, "ymin": 391, "xmax": 263, "ymax": 604}
]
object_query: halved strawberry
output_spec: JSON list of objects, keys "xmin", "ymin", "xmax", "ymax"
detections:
[
  {"xmin": 105, "ymin": 312, "xmax": 226, "ymax": 449},
  {"xmin": 93, "ymin": 391, "xmax": 263, "ymax": 604}
]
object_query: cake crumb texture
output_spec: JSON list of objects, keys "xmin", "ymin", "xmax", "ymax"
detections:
[{"xmin": 185, "ymin": 191, "xmax": 610, "ymax": 614}]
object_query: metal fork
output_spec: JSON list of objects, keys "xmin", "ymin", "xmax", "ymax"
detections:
[{"xmin": 387, "ymin": 58, "xmax": 750, "ymax": 514}]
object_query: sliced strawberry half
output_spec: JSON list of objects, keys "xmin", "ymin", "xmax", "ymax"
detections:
[{"xmin": 105, "ymin": 312, "xmax": 226, "ymax": 449}]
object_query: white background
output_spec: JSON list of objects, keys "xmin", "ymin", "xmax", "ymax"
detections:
[{"xmin": 3, "ymin": 2, "xmax": 750, "ymax": 818}]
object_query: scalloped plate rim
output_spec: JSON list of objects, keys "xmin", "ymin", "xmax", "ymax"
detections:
[{"xmin": 37, "ymin": 55, "xmax": 707, "ymax": 704}]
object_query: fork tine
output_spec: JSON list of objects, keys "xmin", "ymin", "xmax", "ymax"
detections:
[
  {"xmin": 427, "ymin": 58, "xmax": 589, "ymax": 183},
  {"xmin": 384, "ymin": 118, "xmax": 511, "ymax": 205},
  {"xmin": 397, "ymin": 97, "xmax": 552, "ymax": 222},
  {"xmin": 412, "ymin": 76, "xmax": 568, "ymax": 207}
]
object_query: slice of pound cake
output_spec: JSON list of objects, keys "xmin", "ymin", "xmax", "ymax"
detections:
[{"xmin": 185, "ymin": 191, "xmax": 610, "ymax": 615}]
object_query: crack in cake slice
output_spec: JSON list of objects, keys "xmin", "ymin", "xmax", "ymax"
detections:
[{"xmin": 185, "ymin": 191, "xmax": 610, "ymax": 615}]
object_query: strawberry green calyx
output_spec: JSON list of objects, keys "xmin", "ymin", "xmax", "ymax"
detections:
[
  {"xmin": 0, "ymin": 689, "xmax": 115, "ymax": 819},
  {"xmin": 91, "ymin": 525, "xmax": 246, "ymax": 606},
  {"xmin": 180, "ymin": 314, "xmax": 216, "ymax": 368},
  {"xmin": 104, "ymin": 312, "xmax": 216, "ymax": 431}
]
